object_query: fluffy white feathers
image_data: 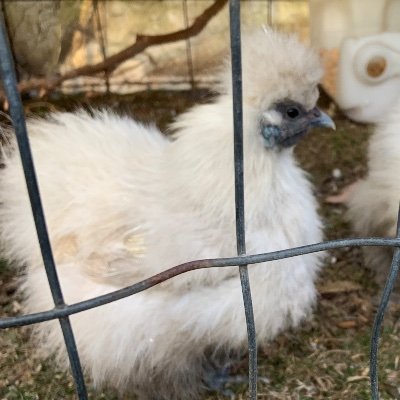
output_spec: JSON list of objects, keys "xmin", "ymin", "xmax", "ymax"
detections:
[
  {"xmin": 347, "ymin": 98, "xmax": 400, "ymax": 283},
  {"xmin": 0, "ymin": 30, "xmax": 324, "ymax": 399}
]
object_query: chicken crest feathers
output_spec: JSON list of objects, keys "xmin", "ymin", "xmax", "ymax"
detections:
[{"xmin": 219, "ymin": 28, "xmax": 323, "ymax": 110}]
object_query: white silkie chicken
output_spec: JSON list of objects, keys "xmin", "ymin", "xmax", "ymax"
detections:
[
  {"xmin": 347, "ymin": 98, "xmax": 400, "ymax": 285},
  {"xmin": 0, "ymin": 29, "xmax": 334, "ymax": 399}
]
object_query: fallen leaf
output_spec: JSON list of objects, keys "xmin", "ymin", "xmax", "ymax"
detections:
[
  {"xmin": 337, "ymin": 320, "xmax": 357, "ymax": 329},
  {"xmin": 347, "ymin": 375, "xmax": 369, "ymax": 383},
  {"xmin": 318, "ymin": 280, "xmax": 362, "ymax": 295}
]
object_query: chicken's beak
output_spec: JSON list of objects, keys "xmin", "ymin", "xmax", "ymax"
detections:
[
  {"xmin": 261, "ymin": 106, "xmax": 336, "ymax": 149},
  {"xmin": 308, "ymin": 107, "xmax": 336, "ymax": 130}
]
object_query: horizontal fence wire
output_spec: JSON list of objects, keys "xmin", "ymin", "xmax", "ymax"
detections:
[
  {"xmin": 0, "ymin": 1, "xmax": 400, "ymax": 400},
  {"xmin": 0, "ymin": 9, "xmax": 88, "ymax": 400},
  {"xmin": 0, "ymin": 237, "xmax": 400, "ymax": 329}
]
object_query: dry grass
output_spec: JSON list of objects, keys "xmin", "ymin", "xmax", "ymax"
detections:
[{"xmin": 1, "ymin": 89, "xmax": 400, "ymax": 400}]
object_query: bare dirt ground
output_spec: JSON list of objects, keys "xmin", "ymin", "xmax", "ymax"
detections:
[{"xmin": 1, "ymin": 89, "xmax": 399, "ymax": 400}]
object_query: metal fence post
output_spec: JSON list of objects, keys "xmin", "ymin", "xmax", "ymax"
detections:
[
  {"xmin": 0, "ymin": 10, "xmax": 88, "ymax": 400},
  {"xmin": 229, "ymin": 0, "xmax": 258, "ymax": 398}
]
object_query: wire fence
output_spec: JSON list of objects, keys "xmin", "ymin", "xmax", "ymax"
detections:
[
  {"xmin": 0, "ymin": 1, "xmax": 399, "ymax": 400},
  {"xmin": 0, "ymin": 0, "xmax": 310, "ymax": 97}
]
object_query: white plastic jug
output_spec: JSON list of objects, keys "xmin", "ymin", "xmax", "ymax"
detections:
[
  {"xmin": 309, "ymin": 0, "xmax": 400, "ymax": 123},
  {"xmin": 336, "ymin": 33, "xmax": 400, "ymax": 123}
]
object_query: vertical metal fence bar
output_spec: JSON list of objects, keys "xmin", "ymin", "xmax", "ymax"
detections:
[
  {"xmin": 94, "ymin": 0, "xmax": 110, "ymax": 94},
  {"xmin": 267, "ymin": 0, "xmax": 273, "ymax": 26},
  {"xmin": 370, "ymin": 206, "xmax": 400, "ymax": 400},
  {"xmin": 0, "ymin": 10, "xmax": 88, "ymax": 400},
  {"xmin": 182, "ymin": 0, "xmax": 195, "ymax": 89},
  {"xmin": 229, "ymin": 1, "xmax": 258, "ymax": 399}
]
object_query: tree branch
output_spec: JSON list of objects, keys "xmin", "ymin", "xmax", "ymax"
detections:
[{"xmin": 16, "ymin": 0, "xmax": 228, "ymax": 97}]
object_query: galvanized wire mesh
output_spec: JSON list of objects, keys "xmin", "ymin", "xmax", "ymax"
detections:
[{"xmin": 0, "ymin": 1, "xmax": 399, "ymax": 400}]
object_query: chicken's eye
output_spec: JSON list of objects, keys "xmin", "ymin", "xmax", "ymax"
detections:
[{"xmin": 286, "ymin": 107, "xmax": 300, "ymax": 119}]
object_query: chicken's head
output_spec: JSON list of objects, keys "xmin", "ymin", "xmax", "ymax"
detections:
[
  {"xmin": 220, "ymin": 28, "xmax": 335, "ymax": 150},
  {"xmin": 259, "ymin": 99, "xmax": 335, "ymax": 148}
]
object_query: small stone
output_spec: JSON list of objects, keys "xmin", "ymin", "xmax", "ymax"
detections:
[
  {"xmin": 332, "ymin": 168, "xmax": 342, "ymax": 179},
  {"xmin": 12, "ymin": 300, "xmax": 22, "ymax": 313}
]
